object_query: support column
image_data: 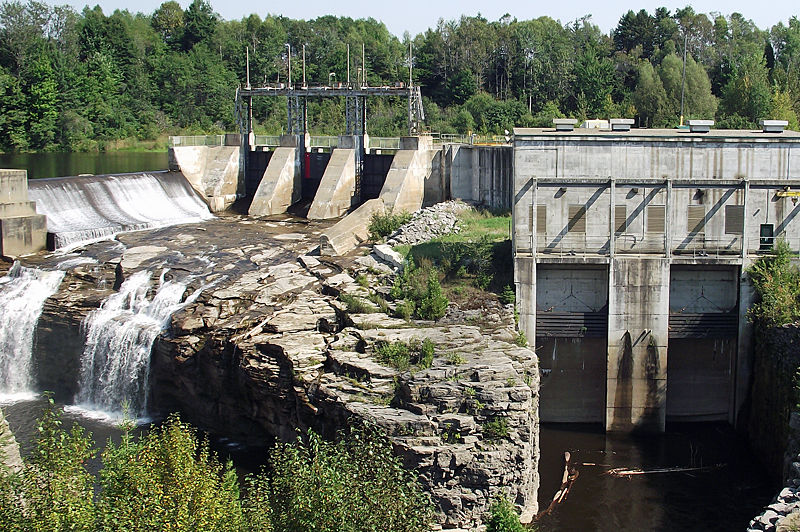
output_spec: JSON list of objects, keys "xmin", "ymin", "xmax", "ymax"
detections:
[{"xmin": 606, "ymin": 257, "xmax": 670, "ymax": 433}]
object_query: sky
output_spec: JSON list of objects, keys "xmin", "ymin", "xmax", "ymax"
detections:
[{"xmin": 58, "ymin": 0, "xmax": 797, "ymax": 38}]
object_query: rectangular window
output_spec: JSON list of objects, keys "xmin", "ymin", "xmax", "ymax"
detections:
[
  {"xmin": 614, "ymin": 205, "xmax": 627, "ymax": 233},
  {"xmin": 568, "ymin": 204, "xmax": 586, "ymax": 233},
  {"xmin": 688, "ymin": 205, "xmax": 706, "ymax": 234},
  {"xmin": 725, "ymin": 205, "xmax": 744, "ymax": 234},
  {"xmin": 646, "ymin": 205, "xmax": 666, "ymax": 233}
]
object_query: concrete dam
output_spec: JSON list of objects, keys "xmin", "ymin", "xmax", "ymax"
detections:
[{"xmin": 1, "ymin": 120, "xmax": 799, "ymax": 528}]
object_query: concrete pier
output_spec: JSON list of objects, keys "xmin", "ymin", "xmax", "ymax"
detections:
[
  {"xmin": 307, "ymin": 148, "xmax": 356, "ymax": 220},
  {"xmin": 249, "ymin": 146, "xmax": 302, "ymax": 216},
  {"xmin": 0, "ymin": 169, "xmax": 46, "ymax": 257},
  {"xmin": 169, "ymin": 139, "xmax": 241, "ymax": 212}
]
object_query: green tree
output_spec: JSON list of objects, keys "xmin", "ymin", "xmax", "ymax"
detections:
[
  {"xmin": 97, "ymin": 414, "xmax": 242, "ymax": 532},
  {"xmin": 151, "ymin": 1, "xmax": 184, "ymax": 47},
  {"xmin": 1, "ymin": 396, "xmax": 96, "ymax": 532},
  {"xmin": 181, "ymin": 0, "xmax": 216, "ymax": 50},
  {"xmin": 721, "ymin": 52, "xmax": 772, "ymax": 126},
  {"xmin": 633, "ymin": 59, "xmax": 669, "ymax": 127},
  {"xmin": 485, "ymin": 495, "xmax": 525, "ymax": 532},
  {"xmin": 265, "ymin": 423, "xmax": 432, "ymax": 532}
]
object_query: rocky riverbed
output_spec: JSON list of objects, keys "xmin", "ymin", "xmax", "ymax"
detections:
[{"xmin": 3, "ymin": 208, "xmax": 540, "ymax": 529}]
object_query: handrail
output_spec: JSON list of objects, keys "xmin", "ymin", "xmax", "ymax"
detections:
[
  {"xmin": 169, "ymin": 135, "xmax": 225, "ymax": 147},
  {"xmin": 369, "ymin": 137, "xmax": 400, "ymax": 150},
  {"xmin": 309, "ymin": 136, "xmax": 338, "ymax": 148}
]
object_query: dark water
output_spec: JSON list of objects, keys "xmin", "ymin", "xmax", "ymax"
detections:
[
  {"xmin": 0, "ymin": 151, "xmax": 169, "ymax": 179},
  {"xmin": 538, "ymin": 423, "xmax": 775, "ymax": 532},
  {"xmin": 1, "ymin": 396, "xmax": 269, "ymax": 479}
]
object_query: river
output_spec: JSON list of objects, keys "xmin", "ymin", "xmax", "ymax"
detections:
[
  {"xmin": 538, "ymin": 422, "xmax": 774, "ymax": 531},
  {"xmin": 0, "ymin": 151, "xmax": 169, "ymax": 179}
]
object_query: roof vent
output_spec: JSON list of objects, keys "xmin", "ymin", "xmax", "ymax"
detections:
[
  {"xmin": 760, "ymin": 120, "xmax": 788, "ymax": 133},
  {"xmin": 687, "ymin": 120, "xmax": 714, "ymax": 133},
  {"xmin": 553, "ymin": 118, "xmax": 577, "ymax": 132},
  {"xmin": 610, "ymin": 118, "xmax": 634, "ymax": 132}
]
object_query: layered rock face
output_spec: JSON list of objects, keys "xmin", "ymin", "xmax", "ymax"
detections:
[{"xmin": 19, "ymin": 212, "xmax": 539, "ymax": 528}]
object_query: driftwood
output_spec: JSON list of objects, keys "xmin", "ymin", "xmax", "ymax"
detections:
[
  {"xmin": 534, "ymin": 451, "xmax": 579, "ymax": 520},
  {"xmin": 606, "ymin": 464, "xmax": 725, "ymax": 477}
]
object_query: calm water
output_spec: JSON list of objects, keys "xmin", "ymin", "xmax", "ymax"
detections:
[
  {"xmin": 0, "ymin": 151, "xmax": 169, "ymax": 179},
  {"xmin": 538, "ymin": 423, "xmax": 774, "ymax": 532}
]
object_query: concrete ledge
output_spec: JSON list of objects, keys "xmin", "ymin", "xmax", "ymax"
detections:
[
  {"xmin": 169, "ymin": 146, "xmax": 240, "ymax": 212},
  {"xmin": 0, "ymin": 201, "xmax": 37, "ymax": 218},
  {"xmin": 308, "ymin": 148, "xmax": 356, "ymax": 220},
  {"xmin": 249, "ymin": 147, "xmax": 300, "ymax": 216},
  {"xmin": 320, "ymin": 198, "xmax": 385, "ymax": 256},
  {"xmin": 0, "ymin": 214, "xmax": 47, "ymax": 257}
]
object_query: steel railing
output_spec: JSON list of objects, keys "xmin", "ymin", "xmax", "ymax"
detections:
[
  {"xmin": 169, "ymin": 135, "xmax": 225, "ymax": 147},
  {"xmin": 309, "ymin": 136, "xmax": 338, "ymax": 148},
  {"xmin": 368, "ymin": 137, "xmax": 401, "ymax": 150},
  {"xmin": 253, "ymin": 135, "xmax": 281, "ymax": 147}
]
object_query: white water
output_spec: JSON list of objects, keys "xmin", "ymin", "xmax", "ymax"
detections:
[
  {"xmin": 28, "ymin": 172, "xmax": 213, "ymax": 249},
  {"xmin": 76, "ymin": 269, "xmax": 209, "ymax": 418},
  {"xmin": 0, "ymin": 263, "xmax": 65, "ymax": 397}
]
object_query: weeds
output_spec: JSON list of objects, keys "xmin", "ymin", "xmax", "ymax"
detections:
[
  {"xmin": 368, "ymin": 210, "xmax": 412, "ymax": 241},
  {"xmin": 482, "ymin": 417, "xmax": 509, "ymax": 441}
]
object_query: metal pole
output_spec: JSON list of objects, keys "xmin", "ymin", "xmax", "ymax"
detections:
[
  {"xmin": 302, "ymin": 44, "xmax": 306, "ymax": 87},
  {"xmin": 287, "ymin": 43, "xmax": 291, "ymax": 88},
  {"xmin": 680, "ymin": 33, "xmax": 687, "ymax": 126},
  {"xmin": 409, "ymin": 40, "xmax": 412, "ymax": 87},
  {"xmin": 347, "ymin": 44, "xmax": 350, "ymax": 84},
  {"xmin": 246, "ymin": 47, "xmax": 250, "ymax": 89},
  {"xmin": 362, "ymin": 43, "xmax": 366, "ymax": 86}
]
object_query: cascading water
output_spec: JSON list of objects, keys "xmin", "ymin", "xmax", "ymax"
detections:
[
  {"xmin": 28, "ymin": 172, "xmax": 214, "ymax": 250},
  {"xmin": 76, "ymin": 269, "xmax": 207, "ymax": 417},
  {"xmin": 0, "ymin": 262, "xmax": 65, "ymax": 397}
]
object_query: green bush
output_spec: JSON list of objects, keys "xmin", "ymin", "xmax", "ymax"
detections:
[
  {"xmin": 485, "ymin": 495, "xmax": 525, "ymax": 532},
  {"xmin": 266, "ymin": 423, "xmax": 432, "ymax": 532},
  {"xmin": 0, "ymin": 405, "xmax": 433, "ymax": 532},
  {"xmin": 375, "ymin": 338, "xmax": 436, "ymax": 371},
  {"xmin": 747, "ymin": 240, "xmax": 800, "ymax": 327},
  {"xmin": 499, "ymin": 285, "xmax": 516, "ymax": 305},
  {"xmin": 483, "ymin": 417, "xmax": 509, "ymax": 441},
  {"xmin": 419, "ymin": 275, "xmax": 449, "ymax": 321},
  {"xmin": 339, "ymin": 294, "xmax": 375, "ymax": 314},
  {"xmin": 368, "ymin": 210, "xmax": 412, "ymax": 241},
  {"xmin": 391, "ymin": 260, "xmax": 449, "ymax": 321}
]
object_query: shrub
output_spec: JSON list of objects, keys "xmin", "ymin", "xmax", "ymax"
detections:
[
  {"xmin": 499, "ymin": 285, "xmax": 515, "ymax": 305},
  {"xmin": 485, "ymin": 495, "xmax": 525, "ymax": 532},
  {"xmin": 483, "ymin": 417, "xmax": 509, "ymax": 441},
  {"xmin": 747, "ymin": 240, "xmax": 800, "ymax": 327},
  {"xmin": 339, "ymin": 294, "xmax": 375, "ymax": 314},
  {"xmin": 368, "ymin": 210, "xmax": 412, "ymax": 241},
  {"xmin": 375, "ymin": 339, "xmax": 436, "ymax": 371},
  {"xmin": 419, "ymin": 275, "xmax": 449, "ymax": 321},
  {"xmin": 265, "ymin": 422, "xmax": 432, "ymax": 532}
]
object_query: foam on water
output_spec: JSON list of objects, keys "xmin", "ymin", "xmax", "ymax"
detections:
[
  {"xmin": 0, "ymin": 263, "xmax": 65, "ymax": 395},
  {"xmin": 28, "ymin": 172, "xmax": 214, "ymax": 249}
]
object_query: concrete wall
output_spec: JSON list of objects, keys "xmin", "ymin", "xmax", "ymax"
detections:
[
  {"xmin": 512, "ymin": 128, "xmax": 800, "ymax": 432},
  {"xmin": 448, "ymin": 145, "xmax": 513, "ymax": 210},
  {"xmin": 320, "ymin": 198, "xmax": 385, "ymax": 256},
  {"xmin": 307, "ymin": 148, "xmax": 356, "ymax": 220},
  {"xmin": 169, "ymin": 146, "xmax": 240, "ymax": 212},
  {"xmin": 0, "ymin": 169, "xmax": 46, "ymax": 257},
  {"xmin": 248, "ymin": 147, "xmax": 301, "ymax": 216}
]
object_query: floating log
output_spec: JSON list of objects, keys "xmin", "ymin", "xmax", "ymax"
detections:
[
  {"xmin": 534, "ymin": 451, "xmax": 579, "ymax": 521},
  {"xmin": 606, "ymin": 464, "xmax": 725, "ymax": 477}
]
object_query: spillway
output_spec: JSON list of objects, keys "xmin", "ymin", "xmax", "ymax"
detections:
[
  {"xmin": 28, "ymin": 171, "xmax": 214, "ymax": 250},
  {"xmin": 0, "ymin": 262, "xmax": 65, "ymax": 396}
]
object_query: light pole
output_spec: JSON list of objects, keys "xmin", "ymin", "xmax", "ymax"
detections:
[
  {"xmin": 328, "ymin": 72, "xmax": 336, "ymax": 86},
  {"xmin": 286, "ymin": 43, "xmax": 291, "ymax": 88}
]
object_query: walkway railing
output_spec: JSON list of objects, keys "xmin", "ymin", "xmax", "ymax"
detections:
[
  {"xmin": 369, "ymin": 137, "xmax": 401, "ymax": 150},
  {"xmin": 309, "ymin": 136, "xmax": 338, "ymax": 148},
  {"xmin": 430, "ymin": 133, "xmax": 510, "ymax": 146},
  {"xmin": 169, "ymin": 135, "xmax": 225, "ymax": 147},
  {"xmin": 253, "ymin": 135, "xmax": 281, "ymax": 147}
]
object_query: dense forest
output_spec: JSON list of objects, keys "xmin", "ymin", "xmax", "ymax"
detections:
[{"xmin": 0, "ymin": 0, "xmax": 798, "ymax": 152}]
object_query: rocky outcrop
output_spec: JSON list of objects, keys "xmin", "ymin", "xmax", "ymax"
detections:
[
  {"xmin": 149, "ymin": 243, "xmax": 539, "ymax": 528},
  {"xmin": 20, "ymin": 213, "xmax": 539, "ymax": 529},
  {"xmin": 0, "ymin": 406, "xmax": 22, "ymax": 472}
]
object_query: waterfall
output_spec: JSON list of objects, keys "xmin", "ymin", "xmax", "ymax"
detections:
[
  {"xmin": 76, "ymin": 269, "xmax": 206, "ymax": 417},
  {"xmin": 28, "ymin": 172, "xmax": 213, "ymax": 250},
  {"xmin": 0, "ymin": 263, "xmax": 65, "ymax": 397}
]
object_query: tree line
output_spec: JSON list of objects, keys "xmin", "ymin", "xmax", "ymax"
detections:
[{"xmin": 0, "ymin": 1, "xmax": 798, "ymax": 152}]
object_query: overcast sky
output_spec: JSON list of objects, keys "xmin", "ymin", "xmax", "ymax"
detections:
[{"xmin": 61, "ymin": 0, "xmax": 797, "ymax": 38}]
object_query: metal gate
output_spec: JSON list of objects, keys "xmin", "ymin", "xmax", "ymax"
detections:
[
  {"xmin": 361, "ymin": 154, "xmax": 393, "ymax": 201},
  {"xmin": 246, "ymin": 150, "xmax": 273, "ymax": 198},
  {"xmin": 302, "ymin": 151, "xmax": 331, "ymax": 199}
]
